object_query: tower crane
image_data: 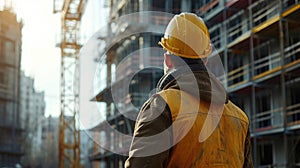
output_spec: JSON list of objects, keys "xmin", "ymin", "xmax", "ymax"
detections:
[{"xmin": 53, "ymin": 0, "xmax": 87, "ymax": 167}]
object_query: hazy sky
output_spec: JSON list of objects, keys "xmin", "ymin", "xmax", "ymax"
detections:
[
  {"xmin": 16, "ymin": 0, "xmax": 108, "ymax": 117},
  {"xmin": 16, "ymin": 0, "xmax": 61, "ymax": 117}
]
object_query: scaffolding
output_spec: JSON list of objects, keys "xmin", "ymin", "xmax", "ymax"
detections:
[
  {"xmin": 88, "ymin": 0, "xmax": 300, "ymax": 167},
  {"xmin": 89, "ymin": 39, "xmax": 164, "ymax": 167},
  {"xmin": 205, "ymin": 0, "xmax": 300, "ymax": 167}
]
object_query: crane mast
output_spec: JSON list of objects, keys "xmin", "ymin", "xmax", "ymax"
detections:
[{"xmin": 53, "ymin": 0, "xmax": 86, "ymax": 167}]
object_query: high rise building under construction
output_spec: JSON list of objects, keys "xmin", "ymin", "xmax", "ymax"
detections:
[{"xmin": 88, "ymin": 0, "xmax": 300, "ymax": 167}]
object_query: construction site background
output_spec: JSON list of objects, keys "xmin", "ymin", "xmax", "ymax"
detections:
[{"xmin": 0, "ymin": 0, "xmax": 300, "ymax": 167}]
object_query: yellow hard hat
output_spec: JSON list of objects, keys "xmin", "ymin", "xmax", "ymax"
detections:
[{"xmin": 159, "ymin": 13, "xmax": 212, "ymax": 59}]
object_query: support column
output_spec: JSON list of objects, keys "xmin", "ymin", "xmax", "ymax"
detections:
[
  {"xmin": 222, "ymin": 5, "xmax": 228, "ymax": 90},
  {"xmin": 279, "ymin": 0, "xmax": 288, "ymax": 166},
  {"xmin": 248, "ymin": 0, "xmax": 257, "ymax": 166},
  {"xmin": 166, "ymin": 0, "xmax": 173, "ymax": 13},
  {"xmin": 181, "ymin": 0, "xmax": 191, "ymax": 12}
]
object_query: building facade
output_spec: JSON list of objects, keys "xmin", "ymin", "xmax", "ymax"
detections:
[
  {"xmin": 19, "ymin": 71, "xmax": 46, "ymax": 166},
  {"xmin": 0, "ymin": 7, "xmax": 23, "ymax": 167},
  {"xmin": 203, "ymin": 0, "xmax": 300, "ymax": 167},
  {"xmin": 89, "ymin": 0, "xmax": 300, "ymax": 167},
  {"xmin": 41, "ymin": 115, "xmax": 60, "ymax": 167},
  {"xmin": 88, "ymin": 0, "xmax": 198, "ymax": 167},
  {"xmin": 80, "ymin": 130, "xmax": 93, "ymax": 167}
]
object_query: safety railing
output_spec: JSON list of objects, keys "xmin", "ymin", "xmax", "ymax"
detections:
[
  {"xmin": 227, "ymin": 10, "xmax": 248, "ymax": 44},
  {"xmin": 113, "ymin": 93, "xmax": 132, "ymax": 113},
  {"xmin": 116, "ymin": 59, "xmax": 139, "ymax": 79},
  {"xmin": 199, "ymin": 0, "xmax": 220, "ymax": 16},
  {"xmin": 283, "ymin": 0, "xmax": 300, "ymax": 11},
  {"xmin": 254, "ymin": 52, "xmax": 281, "ymax": 77},
  {"xmin": 251, "ymin": 0, "xmax": 279, "ymax": 28},
  {"xmin": 252, "ymin": 107, "xmax": 283, "ymax": 131},
  {"xmin": 210, "ymin": 25, "xmax": 222, "ymax": 50},
  {"xmin": 284, "ymin": 40, "xmax": 300, "ymax": 65},
  {"xmin": 287, "ymin": 103, "xmax": 300, "ymax": 126},
  {"xmin": 99, "ymin": 126, "xmax": 132, "ymax": 155},
  {"xmin": 254, "ymin": 56, "xmax": 269, "ymax": 76},
  {"xmin": 227, "ymin": 64, "xmax": 250, "ymax": 87},
  {"xmin": 114, "ymin": 92, "xmax": 148, "ymax": 116},
  {"xmin": 253, "ymin": 41, "xmax": 281, "ymax": 77}
]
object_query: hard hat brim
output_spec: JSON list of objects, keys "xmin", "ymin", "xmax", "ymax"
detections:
[{"xmin": 158, "ymin": 37, "xmax": 212, "ymax": 59}]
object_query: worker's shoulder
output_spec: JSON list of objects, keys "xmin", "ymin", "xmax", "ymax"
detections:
[
  {"xmin": 155, "ymin": 88, "xmax": 194, "ymax": 101},
  {"xmin": 156, "ymin": 88, "xmax": 181, "ymax": 99},
  {"xmin": 224, "ymin": 101, "xmax": 249, "ymax": 124},
  {"xmin": 155, "ymin": 89, "xmax": 201, "ymax": 115},
  {"xmin": 140, "ymin": 91, "xmax": 168, "ymax": 112},
  {"xmin": 155, "ymin": 88, "xmax": 195, "ymax": 108}
]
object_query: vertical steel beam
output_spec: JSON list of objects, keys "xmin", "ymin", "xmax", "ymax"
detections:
[
  {"xmin": 54, "ymin": 0, "xmax": 86, "ymax": 167},
  {"xmin": 279, "ymin": 0, "xmax": 288, "ymax": 166}
]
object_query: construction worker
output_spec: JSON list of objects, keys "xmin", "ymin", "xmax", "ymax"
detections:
[{"xmin": 125, "ymin": 12, "xmax": 253, "ymax": 168}]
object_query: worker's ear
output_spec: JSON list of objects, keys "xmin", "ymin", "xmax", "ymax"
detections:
[{"xmin": 164, "ymin": 53, "xmax": 173, "ymax": 69}]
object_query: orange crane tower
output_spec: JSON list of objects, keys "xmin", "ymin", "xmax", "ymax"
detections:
[{"xmin": 53, "ymin": 0, "xmax": 86, "ymax": 167}]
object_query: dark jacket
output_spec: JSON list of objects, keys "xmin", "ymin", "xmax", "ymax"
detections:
[{"xmin": 125, "ymin": 65, "xmax": 253, "ymax": 168}]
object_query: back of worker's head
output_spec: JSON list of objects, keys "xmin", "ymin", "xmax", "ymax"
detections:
[
  {"xmin": 158, "ymin": 13, "xmax": 227, "ymax": 105},
  {"xmin": 159, "ymin": 12, "xmax": 211, "ymax": 60},
  {"xmin": 165, "ymin": 52, "xmax": 206, "ymax": 69}
]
